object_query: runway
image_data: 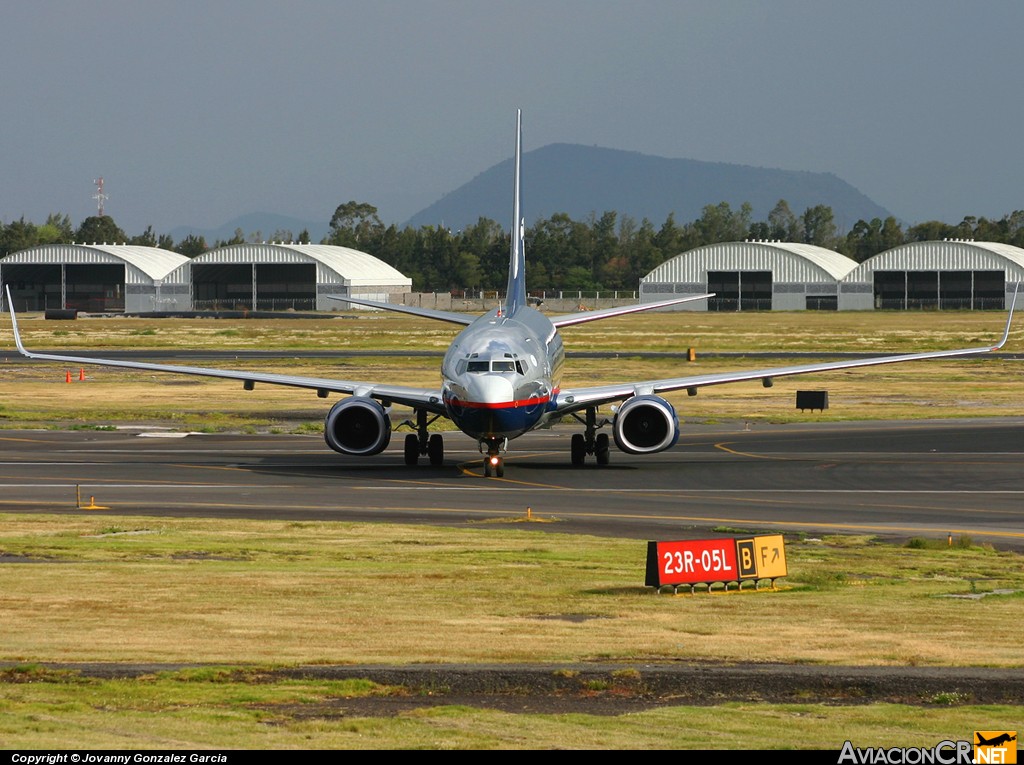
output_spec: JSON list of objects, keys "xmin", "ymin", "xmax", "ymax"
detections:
[{"xmin": 0, "ymin": 418, "xmax": 1021, "ymax": 547}]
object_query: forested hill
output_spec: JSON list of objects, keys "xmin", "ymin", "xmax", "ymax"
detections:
[{"xmin": 405, "ymin": 143, "xmax": 893, "ymax": 232}]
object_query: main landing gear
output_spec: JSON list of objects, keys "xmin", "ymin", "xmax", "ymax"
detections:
[
  {"xmin": 569, "ymin": 406, "xmax": 610, "ymax": 467},
  {"xmin": 480, "ymin": 437, "xmax": 507, "ymax": 478},
  {"xmin": 402, "ymin": 409, "xmax": 444, "ymax": 466}
]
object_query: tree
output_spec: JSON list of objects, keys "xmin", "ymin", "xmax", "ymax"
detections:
[
  {"xmin": 767, "ymin": 199, "xmax": 801, "ymax": 241},
  {"xmin": 906, "ymin": 220, "xmax": 955, "ymax": 243},
  {"xmin": 590, "ymin": 211, "xmax": 618, "ymax": 286},
  {"xmin": 74, "ymin": 215, "xmax": 126, "ymax": 244},
  {"xmin": 453, "ymin": 251, "xmax": 482, "ymax": 289},
  {"xmin": 175, "ymin": 233, "xmax": 208, "ymax": 258},
  {"xmin": 620, "ymin": 217, "xmax": 661, "ymax": 285},
  {"xmin": 130, "ymin": 225, "xmax": 158, "ymax": 247},
  {"xmin": 694, "ymin": 202, "xmax": 750, "ymax": 245},
  {"xmin": 226, "ymin": 228, "xmax": 246, "ymax": 245},
  {"xmin": 0, "ymin": 217, "xmax": 39, "ymax": 256},
  {"xmin": 37, "ymin": 213, "xmax": 73, "ymax": 245},
  {"xmin": 800, "ymin": 205, "xmax": 837, "ymax": 248},
  {"xmin": 328, "ymin": 201, "xmax": 383, "ymax": 247},
  {"xmin": 461, "ymin": 218, "xmax": 507, "ymax": 290},
  {"xmin": 653, "ymin": 213, "xmax": 682, "ymax": 256}
]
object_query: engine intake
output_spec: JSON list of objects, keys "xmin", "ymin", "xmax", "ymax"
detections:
[
  {"xmin": 324, "ymin": 397, "xmax": 392, "ymax": 456},
  {"xmin": 612, "ymin": 395, "xmax": 679, "ymax": 455}
]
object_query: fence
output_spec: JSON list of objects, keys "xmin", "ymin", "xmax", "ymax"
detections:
[{"xmin": 192, "ymin": 298, "xmax": 317, "ymax": 312}]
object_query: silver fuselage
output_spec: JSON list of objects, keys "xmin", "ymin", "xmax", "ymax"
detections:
[{"xmin": 441, "ymin": 305, "xmax": 564, "ymax": 441}]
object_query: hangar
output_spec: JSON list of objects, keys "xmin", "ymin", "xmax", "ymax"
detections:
[
  {"xmin": 640, "ymin": 241, "xmax": 858, "ymax": 311},
  {"xmin": 168, "ymin": 243, "xmax": 412, "ymax": 311},
  {"xmin": 0, "ymin": 244, "xmax": 190, "ymax": 312},
  {"xmin": 838, "ymin": 240, "xmax": 1024, "ymax": 310}
]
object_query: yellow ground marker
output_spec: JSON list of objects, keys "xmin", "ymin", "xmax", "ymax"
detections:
[{"xmin": 76, "ymin": 485, "xmax": 110, "ymax": 511}]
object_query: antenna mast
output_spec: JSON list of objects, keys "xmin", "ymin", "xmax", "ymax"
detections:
[{"xmin": 93, "ymin": 177, "xmax": 108, "ymax": 217}]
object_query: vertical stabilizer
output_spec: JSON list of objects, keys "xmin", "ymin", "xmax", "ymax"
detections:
[{"xmin": 505, "ymin": 109, "xmax": 527, "ymax": 315}]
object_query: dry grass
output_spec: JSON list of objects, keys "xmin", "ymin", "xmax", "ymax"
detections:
[{"xmin": 1, "ymin": 518, "xmax": 1021, "ymax": 667}]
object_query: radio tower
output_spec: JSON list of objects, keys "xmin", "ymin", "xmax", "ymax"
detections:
[{"xmin": 93, "ymin": 177, "xmax": 108, "ymax": 217}]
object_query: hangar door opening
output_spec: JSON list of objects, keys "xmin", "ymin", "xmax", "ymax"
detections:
[
  {"xmin": 874, "ymin": 271, "xmax": 1004, "ymax": 309},
  {"xmin": 192, "ymin": 263, "xmax": 316, "ymax": 310},
  {"xmin": 254, "ymin": 263, "xmax": 316, "ymax": 310},
  {"xmin": 2, "ymin": 263, "xmax": 124, "ymax": 312},
  {"xmin": 2, "ymin": 264, "xmax": 62, "ymax": 311},
  {"xmin": 707, "ymin": 271, "xmax": 772, "ymax": 311}
]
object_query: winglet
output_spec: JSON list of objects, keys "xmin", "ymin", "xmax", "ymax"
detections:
[
  {"xmin": 993, "ymin": 282, "xmax": 1019, "ymax": 350},
  {"xmin": 5, "ymin": 286, "xmax": 31, "ymax": 357}
]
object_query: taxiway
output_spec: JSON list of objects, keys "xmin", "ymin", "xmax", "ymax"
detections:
[{"xmin": 0, "ymin": 418, "xmax": 1021, "ymax": 548}]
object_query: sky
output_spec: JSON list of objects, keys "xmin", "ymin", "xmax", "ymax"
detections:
[{"xmin": 3, "ymin": 0, "xmax": 1024, "ymax": 236}]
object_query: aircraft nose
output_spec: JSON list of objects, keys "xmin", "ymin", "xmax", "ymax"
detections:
[{"xmin": 467, "ymin": 375, "xmax": 515, "ymax": 406}]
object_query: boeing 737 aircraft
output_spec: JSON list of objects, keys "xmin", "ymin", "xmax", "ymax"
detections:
[{"xmin": 6, "ymin": 112, "xmax": 1017, "ymax": 476}]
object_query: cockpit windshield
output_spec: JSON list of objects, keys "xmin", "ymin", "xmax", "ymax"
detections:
[{"xmin": 460, "ymin": 357, "xmax": 526, "ymax": 375}]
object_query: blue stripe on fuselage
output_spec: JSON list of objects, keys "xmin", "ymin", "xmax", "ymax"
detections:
[{"xmin": 445, "ymin": 398, "xmax": 551, "ymax": 440}]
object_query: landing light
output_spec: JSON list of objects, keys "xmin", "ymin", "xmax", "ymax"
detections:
[{"xmin": 489, "ymin": 456, "xmax": 500, "ymax": 466}]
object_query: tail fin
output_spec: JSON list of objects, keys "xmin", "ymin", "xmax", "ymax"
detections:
[{"xmin": 505, "ymin": 109, "xmax": 527, "ymax": 315}]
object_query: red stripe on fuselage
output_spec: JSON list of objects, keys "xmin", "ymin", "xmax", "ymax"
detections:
[
  {"xmin": 445, "ymin": 388, "xmax": 559, "ymax": 411},
  {"xmin": 456, "ymin": 393, "xmax": 551, "ymax": 410}
]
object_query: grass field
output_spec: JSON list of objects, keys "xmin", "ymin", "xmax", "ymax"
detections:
[{"xmin": 0, "ymin": 517, "xmax": 1021, "ymax": 748}]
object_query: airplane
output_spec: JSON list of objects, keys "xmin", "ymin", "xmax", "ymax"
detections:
[
  {"xmin": 4, "ymin": 111, "xmax": 1018, "ymax": 477},
  {"xmin": 976, "ymin": 733, "xmax": 1016, "ymax": 747}
]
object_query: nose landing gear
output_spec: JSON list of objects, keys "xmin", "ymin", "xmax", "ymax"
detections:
[{"xmin": 479, "ymin": 437, "xmax": 508, "ymax": 478}]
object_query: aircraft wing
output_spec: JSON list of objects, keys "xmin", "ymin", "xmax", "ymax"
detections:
[
  {"xmin": 6, "ymin": 291, "xmax": 447, "ymax": 415},
  {"xmin": 550, "ymin": 293, "xmax": 715, "ymax": 328},
  {"xmin": 326, "ymin": 295, "xmax": 475, "ymax": 325},
  {"xmin": 554, "ymin": 293, "xmax": 1016, "ymax": 416}
]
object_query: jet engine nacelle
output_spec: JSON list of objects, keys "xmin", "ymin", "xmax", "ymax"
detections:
[
  {"xmin": 612, "ymin": 394, "xmax": 679, "ymax": 455},
  {"xmin": 324, "ymin": 397, "xmax": 392, "ymax": 456}
]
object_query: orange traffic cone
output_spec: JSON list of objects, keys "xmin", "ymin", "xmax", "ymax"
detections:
[
  {"xmin": 79, "ymin": 369, "xmax": 85, "ymax": 381},
  {"xmin": 65, "ymin": 370, "xmax": 72, "ymax": 383}
]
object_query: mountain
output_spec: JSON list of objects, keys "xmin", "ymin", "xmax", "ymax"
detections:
[
  {"xmin": 405, "ymin": 143, "xmax": 893, "ymax": 232},
  {"xmin": 169, "ymin": 212, "xmax": 330, "ymax": 246}
]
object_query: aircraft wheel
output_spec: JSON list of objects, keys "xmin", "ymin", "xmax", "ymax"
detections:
[
  {"xmin": 428, "ymin": 434, "xmax": 444, "ymax": 466},
  {"xmin": 495, "ymin": 458, "xmax": 504, "ymax": 478},
  {"xmin": 595, "ymin": 433, "xmax": 610, "ymax": 466},
  {"xmin": 484, "ymin": 459, "xmax": 492, "ymax": 477},
  {"xmin": 404, "ymin": 433, "xmax": 419, "ymax": 466},
  {"xmin": 570, "ymin": 433, "xmax": 586, "ymax": 466}
]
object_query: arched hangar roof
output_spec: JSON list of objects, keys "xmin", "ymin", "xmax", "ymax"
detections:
[
  {"xmin": 844, "ymin": 240, "xmax": 1024, "ymax": 281},
  {"xmin": 176, "ymin": 243, "xmax": 410, "ymax": 286},
  {"xmin": 643, "ymin": 241, "xmax": 858, "ymax": 283},
  {"xmin": 0, "ymin": 244, "xmax": 189, "ymax": 282}
]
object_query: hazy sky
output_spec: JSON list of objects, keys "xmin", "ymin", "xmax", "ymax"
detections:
[{"xmin": 3, "ymin": 1, "xmax": 1023, "ymax": 235}]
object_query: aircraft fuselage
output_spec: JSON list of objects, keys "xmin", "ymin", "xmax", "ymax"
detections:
[{"xmin": 441, "ymin": 304, "xmax": 564, "ymax": 442}]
